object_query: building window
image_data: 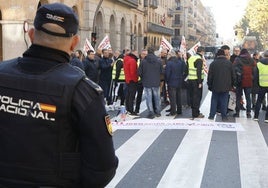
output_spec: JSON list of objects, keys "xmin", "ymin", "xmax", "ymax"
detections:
[{"xmin": 175, "ymin": 29, "xmax": 180, "ymax": 36}]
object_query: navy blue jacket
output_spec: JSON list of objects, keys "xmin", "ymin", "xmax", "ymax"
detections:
[
  {"xmin": 165, "ymin": 57, "xmax": 185, "ymax": 88},
  {"xmin": 138, "ymin": 53, "xmax": 163, "ymax": 87}
]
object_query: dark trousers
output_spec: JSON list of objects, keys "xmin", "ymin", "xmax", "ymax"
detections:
[
  {"xmin": 168, "ymin": 86, "xmax": 182, "ymax": 114},
  {"xmin": 235, "ymin": 86, "xmax": 252, "ymax": 113},
  {"xmin": 135, "ymin": 82, "xmax": 143, "ymax": 113},
  {"xmin": 254, "ymin": 87, "xmax": 268, "ymax": 119},
  {"xmin": 188, "ymin": 80, "xmax": 203, "ymax": 117},
  {"xmin": 125, "ymin": 81, "xmax": 137, "ymax": 113},
  {"xmin": 99, "ymin": 79, "xmax": 112, "ymax": 105}
]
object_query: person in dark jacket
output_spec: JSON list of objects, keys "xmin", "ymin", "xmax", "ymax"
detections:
[
  {"xmin": 207, "ymin": 49, "xmax": 234, "ymax": 121},
  {"xmin": 165, "ymin": 50, "xmax": 186, "ymax": 116},
  {"xmin": 253, "ymin": 50, "xmax": 268, "ymax": 122},
  {"xmin": 233, "ymin": 48, "xmax": 255, "ymax": 118},
  {"xmin": 70, "ymin": 49, "xmax": 85, "ymax": 70},
  {"xmin": 83, "ymin": 50, "xmax": 99, "ymax": 83},
  {"xmin": 0, "ymin": 3, "xmax": 118, "ymax": 187},
  {"xmin": 139, "ymin": 47, "xmax": 163, "ymax": 118},
  {"xmin": 99, "ymin": 48, "xmax": 115, "ymax": 105}
]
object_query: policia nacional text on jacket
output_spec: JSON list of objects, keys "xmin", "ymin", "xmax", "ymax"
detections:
[{"xmin": 0, "ymin": 3, "xmax": 118, "ymax": 188}]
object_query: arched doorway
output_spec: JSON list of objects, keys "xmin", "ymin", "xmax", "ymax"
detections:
[
  {"xmin": 120, "ymin": 18, "xmax": 126, "ymax": 50},
  {"xmin": 95, "ymin": 11, "xmax": 104, "ymax": 48},
  {"xmin": 109, "ymin": 15, "xmax": 116, "ymax": 50}
]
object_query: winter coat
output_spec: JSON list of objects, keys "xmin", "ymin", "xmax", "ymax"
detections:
[
  {"xmin": 207, "ymin": 55, "xmax": 234, "ymax": 92},
  {"xmin": 165, "ymin": 57, "xmax": 185, "ymax": 88},
  {"xmin": 123, "ymin": 53, "xmax": 138, "ymax": 84},
  {"xmin": 138, "ymin": 53, "xmax": 163, "ymax": 88}
]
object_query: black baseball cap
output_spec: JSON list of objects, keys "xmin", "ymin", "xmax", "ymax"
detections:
[{"xmin": 34, "ymin": 3, "xmax": 79, "ymax": 37}]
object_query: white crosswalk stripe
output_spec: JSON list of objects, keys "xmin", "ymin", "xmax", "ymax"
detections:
[{"xmin": 107, "ymin": 91, "xmax": 268, "ymax": 188}]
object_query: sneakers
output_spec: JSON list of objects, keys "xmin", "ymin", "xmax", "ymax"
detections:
[
  {"xmin": 247, "ymin": 113, "xmax": 252, "ymax": 118},
  {"xmin": 265, "ymin": 119, "xmax": 268, "ymax": 123}
]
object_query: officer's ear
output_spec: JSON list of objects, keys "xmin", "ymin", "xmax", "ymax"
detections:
[
  {"xmin": 28, "ymin": 28, "xmax": 35, "ymax": 43},
  {"xmin": 70, "ymin": 35, "xmax": 80, "ymax": 52}
]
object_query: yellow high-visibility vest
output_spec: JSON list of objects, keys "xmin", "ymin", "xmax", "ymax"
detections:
[
  {"xmin": 112, "ymin": 58, "xmax": 125, "ymax": 80},
  {"xmin": 257, "ymin": 62, "xmax": 268, "ymax": 87},
  {"xmin": 188, "ymin": 55, "xmax": 204, "ymax": 80}
]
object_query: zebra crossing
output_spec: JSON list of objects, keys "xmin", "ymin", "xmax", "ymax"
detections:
[{"xmin": 106, "ymin": 91, "xmax": 268, "ymax": 188}]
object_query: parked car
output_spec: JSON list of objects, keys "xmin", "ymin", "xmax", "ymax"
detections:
[{"xmin": 204, "ymin": 52, "xmax": 214, "ymax": 59}]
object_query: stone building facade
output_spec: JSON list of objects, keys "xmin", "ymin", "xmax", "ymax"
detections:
[{"xmin": 0, "ymin": 0, "xmax": 215, "ymax": 61}]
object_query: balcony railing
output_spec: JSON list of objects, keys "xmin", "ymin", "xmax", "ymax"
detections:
[
  {"xmin": 116, "ymin": 0, "xmax": 138, "ymax": 8},
  {"xmin": 147, "ymin": 22, "xmax": 174, "ymax": 35},
  {"xmin": 172, "ymin": 20, "xmax": 182, "ymax": 27},
  {"xmin": 150, "ymin": 0, "xmax": 158, "ymax": 9}
]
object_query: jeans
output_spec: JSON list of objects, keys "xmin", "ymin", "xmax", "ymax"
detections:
[
  {"xmin": 209, "ymin": 91, "xmax": 229, "ymax": 118},
  {"xmin": 144, "ymin": 87, "xmax": 161, "ymax": 115},
  {"xmin": 235, "ymin": 87, "xmax": 252, "ymax": 113}
]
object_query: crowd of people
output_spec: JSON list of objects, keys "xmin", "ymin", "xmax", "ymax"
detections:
[
  {"xmin": 70, "ymin": 46, "xmax": 190, "ymax": 119},
  {"xmin": 70, "ymin": 43, "xmax": 268, "ymax": 123}
]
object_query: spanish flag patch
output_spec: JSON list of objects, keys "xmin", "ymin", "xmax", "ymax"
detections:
[{"xmin": 105, "ymin": 115, "xmax": 113, "ymax": 136}]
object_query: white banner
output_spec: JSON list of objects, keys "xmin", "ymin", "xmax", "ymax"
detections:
[
  {"xmin": 112, "ymin": 118, "xmax": 244, "ymax": 132},
  {"xmin": 98, "ymin": 35, "xmax": 112, "ymax": 50},
  {"xmin": 160, "ymin": 36, "xmax": 173, "ymax": 51},
  {"xmin": 187, "ymin": 41, "xmax": 201, "ymax": 56},
  {"xmin": 83, "ymin": 38, "xmax": 95, "ymax": 53}
]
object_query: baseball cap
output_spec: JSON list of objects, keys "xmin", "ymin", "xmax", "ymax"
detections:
[{"xmin": 34, "ymin": 3, "xmax": 79, "ymax": 37}]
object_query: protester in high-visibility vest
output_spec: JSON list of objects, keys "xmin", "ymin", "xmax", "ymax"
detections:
[
  {"xmin": 253, "ymin": 50, "xmax": 268, "ymax": 123},
  {"xmin": 187, "ymin": 46, "xmax": 205, "ymax": 119},
  {"xmin": 111, "ymin": 49, "xmax": 125, "ymax": 106}
]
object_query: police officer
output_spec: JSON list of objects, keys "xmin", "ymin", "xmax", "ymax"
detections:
[
  {"xmin": 187, "ymin": 46, "xmax": 205, "ymax": 119},
  {"xmin": 0, "ymin": 3, "xmax": 118, "ymax": 188}
]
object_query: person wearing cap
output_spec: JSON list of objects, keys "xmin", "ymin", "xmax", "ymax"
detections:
[
  {"xmin": 0, "ymin": 3, "xmax": 118, "ymax": 188},
  {"xmin": 253, "ymin": 50, "xmax": 268, "ymax": 123},
  {"xmin": 187, "ymin": 46, "xmax": 205, "ymax": 119}
]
